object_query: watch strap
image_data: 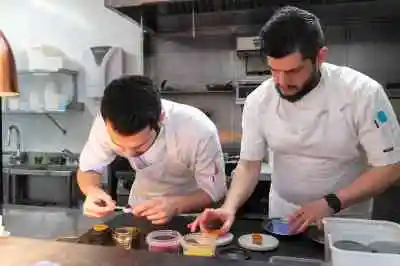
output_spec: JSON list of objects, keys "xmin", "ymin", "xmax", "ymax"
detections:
[{"xmin": 324, "ymin": 193, "xmax": 342, "ymax": 214}]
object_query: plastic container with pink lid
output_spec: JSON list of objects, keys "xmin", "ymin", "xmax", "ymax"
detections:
[{"xmin": 146, "ymin": 230, "xmax": 182, "ymax": 254}]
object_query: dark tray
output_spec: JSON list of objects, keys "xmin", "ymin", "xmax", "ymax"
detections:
[
  {"xmin": 78, "ymin": 214, "xmax": 194, "ymax": 250},
  {"xmin": 78, "ymin": 226, "xmax": 144, "ymax": 249}
]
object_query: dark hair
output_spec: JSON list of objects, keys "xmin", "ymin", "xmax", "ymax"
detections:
[
  {"xmin": 259, "ymin": 6, "xmax": 325, "ymax": 60},
  {"xmin": 100, "ymin": 75, "xmax": 162, "ymax": 136}
]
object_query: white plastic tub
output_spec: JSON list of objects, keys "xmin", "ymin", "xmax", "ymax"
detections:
[{"xmin": 323, "ymin": 217, "xmax": 400, "ymax": 266}]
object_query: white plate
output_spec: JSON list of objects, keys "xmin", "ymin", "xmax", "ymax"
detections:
[
  {"xmin": 238, "ymin": 234, "xmax": 279, "ymax": 251},
  {"xmin": 216, "ymin": 233, "xmax": 234, "ymax": 247}
]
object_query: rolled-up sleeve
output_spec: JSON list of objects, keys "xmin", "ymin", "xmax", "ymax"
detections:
[
  {"xmin": 240, "ymin": 99, "xmax": 267, "ymax": 161},
  {"xmin": 356, "ymin": 84, "xmax": 400, "ymax": 166},
  {"xmin": 79, "ymin": 115, "xmax": 116, "ymax": 173},
  {"xmin": 193, "ymin": 133, "xmax": 227, "ymax": 202}
]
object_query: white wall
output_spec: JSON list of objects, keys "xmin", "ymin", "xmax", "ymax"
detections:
[{"xmin": 0, "ymin": 0, "xmax": 143, "ymax": 153}]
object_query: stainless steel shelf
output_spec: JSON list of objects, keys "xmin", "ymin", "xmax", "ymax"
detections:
[
  {"xmin": 3, "ymin": 102, "xmax": 85, "ymax": 114},
  {"xmin": 4, "ymin": 69, "xmax": 85, "ymax": 135},
  {"xmin": 18, "ymin": 69, "xmax": 78, "ymax": 76}
]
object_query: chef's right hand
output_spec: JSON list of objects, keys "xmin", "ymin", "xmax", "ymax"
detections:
[
  {"xmin": 83, "ymin": 187, "xmax": 116, "ymax": 218},
  {"xmin": 188, "ymin": 208, "xmax": 235, "ymax": 235}
]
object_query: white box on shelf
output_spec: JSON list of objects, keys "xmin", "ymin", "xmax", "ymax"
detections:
[
  {"xmin": 323, "ymin": 217, "xmax": 400, "ymax": 266},
  {"xmin": 27, "ymin": 45, "xmax": 78, "ymax": 72}
]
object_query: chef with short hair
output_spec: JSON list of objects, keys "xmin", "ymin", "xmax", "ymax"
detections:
[
  {"xmin": 190, "ymin": 6, "xmax": 400, "ymax": 234},
  {"xmin": 78, "ymin": 75, "xmax": 227, "ymax": 224}
]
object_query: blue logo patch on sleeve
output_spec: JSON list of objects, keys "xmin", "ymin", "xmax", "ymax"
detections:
[{"xmin": 377, "ymin": 110, "xmax": 388, "ymax": 124}]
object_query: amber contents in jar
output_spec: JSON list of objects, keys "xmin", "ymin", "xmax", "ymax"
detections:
[
  {"xmin": 90, "ymin": 224, "xmax": 110, "ymax": 245},
  {"xmin": 203, "ymin": 218, "xmax": 224, "ymax": 237}
]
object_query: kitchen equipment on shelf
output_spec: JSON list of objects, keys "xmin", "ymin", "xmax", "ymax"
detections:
[
  {"xmin": 206, "ymin": 80, "xmax": 234, "ymax": 92},
  {"xmin": 235, "ymin": 79, "xmax": 264, "ymax": 105}
]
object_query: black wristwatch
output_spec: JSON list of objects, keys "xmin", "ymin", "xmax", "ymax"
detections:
[{"xmin": 324, "ymin": 193, "xmax": 342, "ymax": 214}]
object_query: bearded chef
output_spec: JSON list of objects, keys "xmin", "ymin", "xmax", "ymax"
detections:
[
  {"xmin": 190, "ymin": 6, "xmax": 400, "ymax": 234},
  {"xmin": 77, "ymin": 75, "xmax": 226, "ymax": 224}
]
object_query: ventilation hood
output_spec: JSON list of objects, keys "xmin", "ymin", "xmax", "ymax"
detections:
[
  {"xmin": 106, "ymin": 0, "xmax": 193, "ymax": 7},
  {"xmin": 105, "ymin": 0, "xmax": 400, "ymax": 34}
]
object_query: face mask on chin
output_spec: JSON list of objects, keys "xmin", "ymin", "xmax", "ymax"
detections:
[{"xmin": 275, "ymin": 64, "xmax": 321, "ymax": 103}]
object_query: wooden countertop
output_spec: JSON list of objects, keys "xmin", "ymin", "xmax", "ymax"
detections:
[{"xmin": 0, "ymin": 236, "xmax": 270, "ymax": 266}]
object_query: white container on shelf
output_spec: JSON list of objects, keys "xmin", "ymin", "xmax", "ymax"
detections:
[
  {"xmin": 57, "ymin": 93, "xmax": 70, "ymax": 111},
  {"xmin": 27, "ymin": 45, "xmax": 77, "ymax": 71},
  {"xmin": 323, "ymin": 217, "xmax": 400, "ymax": 266},
  {"xmin": 29, "ymin": 90, "xmax": 45, "ymax": 112},
  {"xmin": 44, "ymin": 80, "xmax": 60, "ymax": 111},
  {"xmin": 7, "ymin": 97, "xmax": 20, "ymax": 111}
]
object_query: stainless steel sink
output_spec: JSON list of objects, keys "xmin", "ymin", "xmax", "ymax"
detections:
[
  {"xmin": 7, "ymin": 164, "xmax": 76, "ymax": 170},
  {"xmin": 3, "ymin": 163, "xmax": 77, "ymax": 176}
]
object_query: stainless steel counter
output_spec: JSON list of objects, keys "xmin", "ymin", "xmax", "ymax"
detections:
[
  {"xmin": 2, "ymin": 164, "xmax": 78, "ymax": 207},
  {"xmin": 3, "ymin": 164, "xmax": 77, "ymax": 176},
  {"xmin": 2, "ymin": 204, "xmax": 106, "ymax": 239}
]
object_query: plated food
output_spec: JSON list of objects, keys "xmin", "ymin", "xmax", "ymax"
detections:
[
  {"xmin": 238, "ymin": 233, "xmax": 279, "ymax": 251},
  {"xmin": 251, "ymin": 233, "xmax": 263, "ymax": 245}
]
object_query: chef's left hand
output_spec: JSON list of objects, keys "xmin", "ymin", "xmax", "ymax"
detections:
[
  {"xmin": 288, "ymin": 198, "xmax": 333, "ymax": 234},
  {"xmin": 132, "ymin": 197, "xmax": 178, "ymax": 225}
]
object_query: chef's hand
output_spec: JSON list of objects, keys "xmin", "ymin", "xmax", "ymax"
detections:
[
  {"xmin": 288, "ymin": 198, "xmax": 333, "ymax": 234},
  {"xmin": 83, "ymin": 187, "xmax": 116, "ymax": 218},
  {"xmin": 132, "ymin": 197, "xmax": 178, "ymax": 225},
  {"xmin": 187, "ymin": 208, "xmax": 235, "ymax": 235}
]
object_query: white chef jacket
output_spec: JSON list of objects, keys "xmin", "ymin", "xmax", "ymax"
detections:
[
  {"xmin": 79, "ymin": 99, "xmax": 227, "ymax": 205},
  {"xmin": 241, "ymin": 62, "xmax": 400, "ymax": 219}
]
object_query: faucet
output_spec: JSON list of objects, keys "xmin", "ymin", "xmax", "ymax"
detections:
[
  {"xmin": 61, "ymin": 148, "xmax": 79, "ymax": 165},
  {"xmin": 7, "ymin": 124, "xmax": 23, "ymax": 164}
]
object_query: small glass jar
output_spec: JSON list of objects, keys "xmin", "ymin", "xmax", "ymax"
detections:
[
  {"xmin": 146, "ymin": 230, "xmax": 181, "ymax": 254},
  {"xmin": 112, "ymin": 227, "xmax": 139, "ymax": 250}
]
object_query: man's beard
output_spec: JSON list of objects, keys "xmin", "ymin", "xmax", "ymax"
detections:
[{"xmin": 275, "ymin": 65, "xmax": 321, "ymax": 103}]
